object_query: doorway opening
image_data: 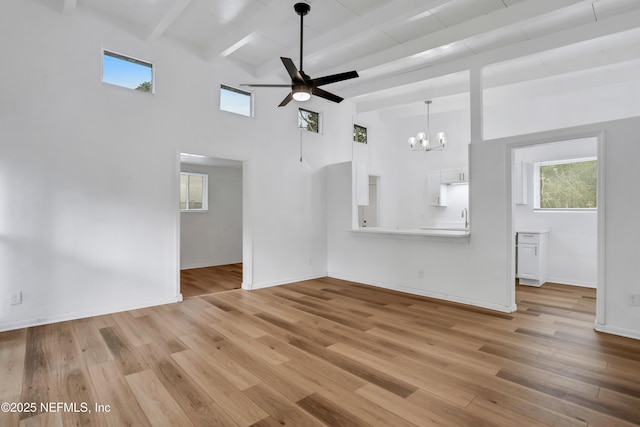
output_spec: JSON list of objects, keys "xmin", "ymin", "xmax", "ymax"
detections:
[
  {"xmin": 179, "ymin": 153, "xmax": 244, "ymax": 298},
  {"xmin": 180, "ymin": 264, "xmax": 242, "ymax": 298},
  {"xmin": 511, "ymin": 136, "xmax": 600, "ymax": 321}
]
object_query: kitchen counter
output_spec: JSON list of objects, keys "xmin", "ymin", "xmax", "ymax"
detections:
[{"xmin": 351, "ymin": 227, "xmax": 470, "ymax": 238}]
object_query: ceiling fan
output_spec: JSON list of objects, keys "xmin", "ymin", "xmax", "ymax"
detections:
[{"xmin": 241, "ymin": 2, "xmax": 359, "ymax": 107}]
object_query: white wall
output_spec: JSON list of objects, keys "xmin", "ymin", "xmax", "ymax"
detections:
[
  {"xmin": 0, "ymin": 0, "xmax": 347, "ymax": 330},
  {"xmin": 327, "ymin": 159, "xmax": 514, "ymax": 312},
  {"xmin": 180, "ymin": 164, "xmax": 242, "ymax": 269},
  {"xmin": 484, "ymin": 71, "xmax": 640, "ymax": 139},
  {"xmin": 597, "ymin": 118, "xmax": 640, "ymax": 339},
  {"xmin": 514, "ymin": 139, "xmax": 598, "ymax": 287}
]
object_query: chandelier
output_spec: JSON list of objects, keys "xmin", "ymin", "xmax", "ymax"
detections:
[{"xmin": 408, "ymin": 100, "xmax": 447, "ymax": 152}]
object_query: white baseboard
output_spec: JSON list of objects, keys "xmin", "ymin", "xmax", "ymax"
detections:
[
  {"xmin": 328, "ymin": 272, "xmax": 517, "ymax": 313},
  {"xmin": 247, "ymin": 272, "xmax": 328, "ymax": 290},
  {"xmin": 594, "ymin": 323, "xmax": 640, "ymax": 341},
  {"xmin": 0, "ymin": 295, "xmax": 183, "ymax": 333},
  {"xmin": 181, "ymin": 261, "xmax": 242, "ymax": 270},
  {"xmin": 547, "ymin": 277, "xmax": 597, "ymax": 288}
]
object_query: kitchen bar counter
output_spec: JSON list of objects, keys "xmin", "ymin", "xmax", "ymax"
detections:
[{"xmin": 351, "ymin": 227, "xmax": 470, "ymax": 238}]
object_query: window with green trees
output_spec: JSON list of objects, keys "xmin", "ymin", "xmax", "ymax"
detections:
[
  {"xmin": 298, "ymin": 108, "xmax": 319, "ymax": 133},
  {"xmin": 353, "ymin": 124, "xmax": 367, "ymax": 143},
  {"xmin": 536, "ymin": 158, "xmax": 597, "ymax": 209}
]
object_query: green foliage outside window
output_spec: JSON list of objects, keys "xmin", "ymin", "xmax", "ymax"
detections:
[
  {"xmin": 102, "ymin": 50, "xmax": 153, "ymax": 92},
  {"xmin": 539, "ymin": 159, "xmax": 597, "ymax": 209},
  {"xmin": 136, "ymin": 81, "xmax": 152, "ymax": 92},
  {"xmin": 354, "ymin": 124, "xmax": 367, "ymax": 143},
  {"xmin": 298, "ymin": 108, "xmax": 319, "ymax": 133}
]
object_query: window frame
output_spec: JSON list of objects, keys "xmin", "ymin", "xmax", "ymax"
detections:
[
  {"xmin": 298, "ymin": 108, "xmax": 321, "ymax": 133},
  {"xmin": 102, "ymin": 49, "xmax": 154, "ymax": 93},
  {"xmin": 353, "ymin": 124, "xmax": 367, "ymax": 144},
  {"xmin": 180, "ymin": 172, "xmax": 209, "ymax": 212},
  {"xmin": 533, "ymin": 157, "xmax": 597, "ymax": 211},
  {"xmin": 220, "ymin": 84, "xmax": 253, "ymax": 117}
]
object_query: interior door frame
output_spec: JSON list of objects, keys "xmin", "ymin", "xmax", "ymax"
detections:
[
  {"xmin": 506, "ymin": 129, "xmax": 605, "ymax": 326},
  {"xmin": 174, "ymin": 150, "xmax": 253, "ymax": 300}
]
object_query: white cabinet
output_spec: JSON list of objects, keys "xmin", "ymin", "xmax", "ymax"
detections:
[
  {"xmin": 517, "ymin": 231, "xmax": 549, "ymax": 286},
  {"xmin": 427, "ymin": 170, "xmax": 447, "ymax": 206},
  {"xmin": 440, "ymin": 168, "xmax": 468, "ymax": 184},
  {"xmin": 427, "ymin": 167, "xmax": 469, "ymax": 206},
  {"xmin": 517, "ymin": 244, "xmax": 539, "ymax": 279}
]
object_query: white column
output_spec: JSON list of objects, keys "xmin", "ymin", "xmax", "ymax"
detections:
[{"xmin": 469, "ymin": 66, "xmax": 484, "ymax": 144}]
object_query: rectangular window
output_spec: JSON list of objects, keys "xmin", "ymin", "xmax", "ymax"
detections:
[
  {"xmin": 535, "ymin": 158, "xmax": 597, "ymax": 210},
  {"xmin": 298, "ymin": 108, "xmax": 319, "ymax": 133},
  {"xmin": 354, "ymin": 124, "xmax": 367, "ymax": 144},
  {"xmin": 220, "ymin": 85, "xmax": 252, "ymax": 117},
  {"xmin": 102, "ymin": 50, "xmax": 153, "ymax": 92},
  {"xmin": 180, "ymin": 172, "xmax": 208, "ymax": 211}
]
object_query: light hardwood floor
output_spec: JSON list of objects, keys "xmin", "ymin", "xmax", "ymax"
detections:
[
  {"xmin": 180, "ymin": 263, "xmax": 242, "ymax": 298},
  {"xmin": 1, "ymin": 280, "xmax": 640, "ymax": 426}
]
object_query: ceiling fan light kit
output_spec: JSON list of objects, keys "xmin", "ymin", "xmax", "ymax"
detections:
[
  {"xmin": 241, "ymin": 2, "xmax": 359, "ymax": 107},
  {"xmin": 292, "ymin": 84, "xmax": 312, "ymax": 101}
]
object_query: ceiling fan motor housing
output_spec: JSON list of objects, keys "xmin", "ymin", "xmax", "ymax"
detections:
[{"xmin": 294, "ymin": 3, "xmax": 310, "ymax": 16}]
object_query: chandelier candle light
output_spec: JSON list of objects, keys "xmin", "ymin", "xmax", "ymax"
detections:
[{"xmin": 408, "ymin": 100, "xmax": 447, "ymax": 151}]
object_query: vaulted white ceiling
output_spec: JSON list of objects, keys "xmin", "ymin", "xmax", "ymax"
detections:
[{"xmin": 50, "ymin": 0, "xmax": 640, "ymax": 113}]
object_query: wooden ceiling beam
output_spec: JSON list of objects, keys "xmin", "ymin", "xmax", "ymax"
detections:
[
  {"xmin": 203, "ymin": 0, "xmax": 293, "ymax": 62},
  {"xmin": 252, "ymin": 0, "xmax": 451, "ymax": 78},
  {"xmin": 143, "ymin": 0, "xmax": 193, "ymax": 41},
  {"xmin": 346, "ymin": 7, "xmax": 640, "ymax": 105},
  {"xmin": 318, "ymin": 0, "xmax": 587, "ymax": 86}
]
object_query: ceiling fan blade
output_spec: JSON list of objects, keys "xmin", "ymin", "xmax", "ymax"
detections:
[
  {"xmin": 240, "ymin": 84, "xmax": 292, "ymax": 87},
  {"xmin": 278, "ymin": 92, "xmax": 294, "ymax": 107},
  {"xmin": 312, "ymin": 87, "xmax": 343, "ymax": 103},
  {"xmin": 310, "ymin": 70, "xmax": 359, "ymax": 87},
  {"xmin": 281, "ymin": 57, "xmax": 305, "ymax": 82}
]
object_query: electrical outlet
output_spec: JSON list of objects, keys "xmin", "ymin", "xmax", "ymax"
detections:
[
  {"xmin": 630, "ymin": 293, "xmax": 640, "ymax": 306},
  {"xmin": 418, "ymin": 269, "xmax": 424, "ymax": 279},
  {"xmin": 308, "ymin": 257, "xmax": 313, "ymax": 266},
  {"xmin": 10, "ymin": 291, "xmax": 22, "ymax": 305}
]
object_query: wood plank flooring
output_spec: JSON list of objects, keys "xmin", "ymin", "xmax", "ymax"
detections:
[
  {"xmin": 1, "ymin": 280, "xmax": 640, "ymax": 426},
  {"xmin": 180, "ymin": 263, "xmax": 242, "ymax": 298}
]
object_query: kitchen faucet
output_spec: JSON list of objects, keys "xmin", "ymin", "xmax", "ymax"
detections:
[{"xmin": 462, "ymin": 208, "xmax": 469, "ymax": 229}]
